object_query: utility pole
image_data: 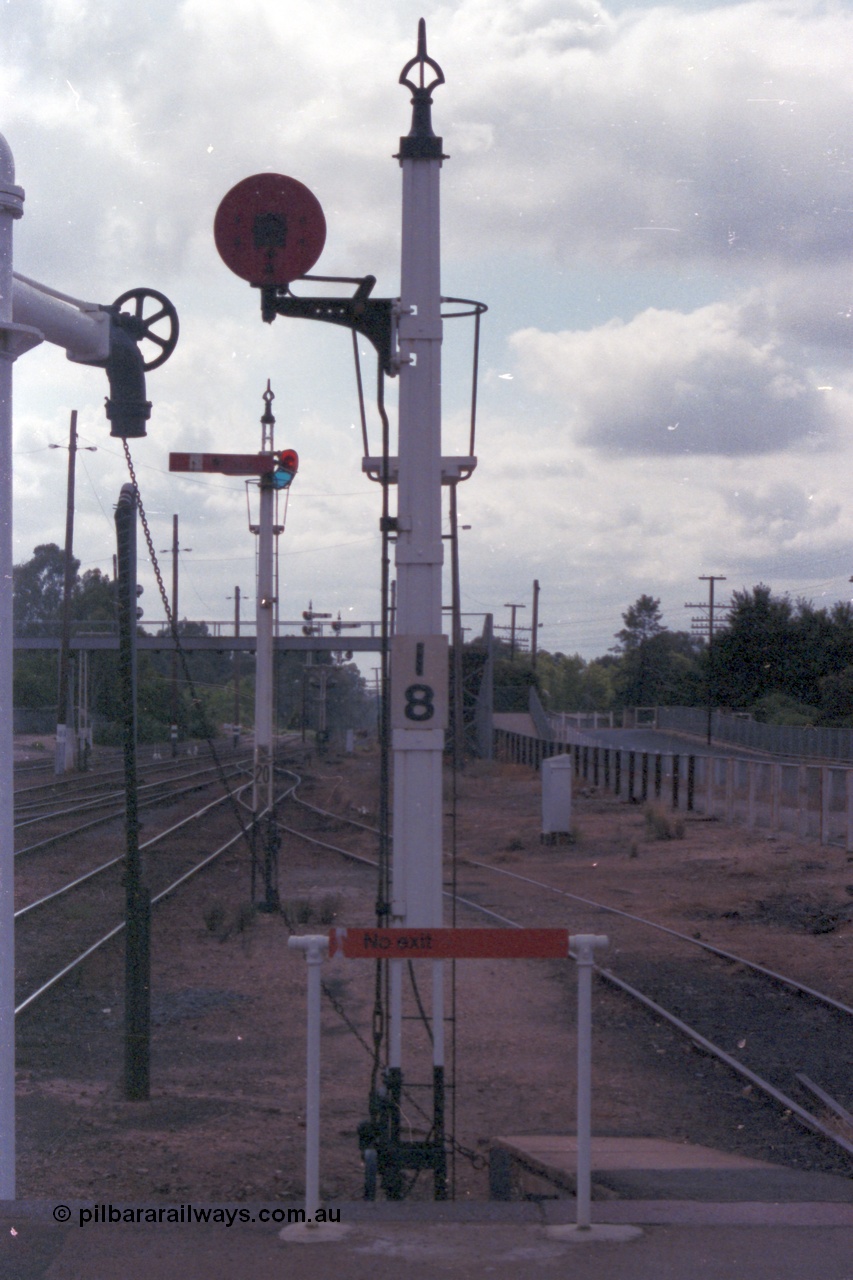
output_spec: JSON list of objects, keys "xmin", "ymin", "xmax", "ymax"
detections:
[
  {"xmin": 685, "ymin": 574, "xmax": 727, "ymax": 744},
  {"xmin": 160, "ymin": 515, "xmax": 191, "ymax": 756},
  {"xmin": 503, "ymin": 602, "xmax": 525, "ymax": 660},
  {"xmin": 531, "ymin": 579, "xmax": 540, "ymax": 670},
  {"xmin": 51, "ymin": 410, "xmax": 96, "ymax": 773}
]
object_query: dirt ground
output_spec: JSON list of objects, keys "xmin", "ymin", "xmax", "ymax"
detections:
[{"xmin": 14, "ymin": 744, "xmax": 853, "ymax": 1202}]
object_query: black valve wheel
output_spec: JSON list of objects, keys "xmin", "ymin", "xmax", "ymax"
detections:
[{"xmin": 111, "ymin": 287, "xmax": 179, "ymax": 371}]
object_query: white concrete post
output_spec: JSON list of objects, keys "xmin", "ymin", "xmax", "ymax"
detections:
[
  {"xmin": 705, "ymin": 753, "xmax": 715, "ymax": 818},
  {"xmin": 725, "ymin": 757, "xmax": 735, "ymax": 824},
  {"xmin": 747, "ymin": 762, "xmax": 757, "ymax": 829},
  {"xmin": 798, "ymin": 766, "xmax": 809, "ymax": 839},
  {"xmin": 771, "ymin": 763, "xmax": 781, "ymax": 833}
]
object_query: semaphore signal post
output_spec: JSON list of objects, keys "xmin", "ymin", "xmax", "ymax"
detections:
[
  {"xmin": 214, "ymin": 20, "xmax": 483, "ymax": 1199},
  {"xmin": 170, "ymin": 383, "xmax": 298, "ymax": 911}
]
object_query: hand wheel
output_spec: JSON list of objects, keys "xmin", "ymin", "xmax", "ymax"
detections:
[{"xmin": 111, "ymin": 287, "xmax": 179, "ymax": 370}]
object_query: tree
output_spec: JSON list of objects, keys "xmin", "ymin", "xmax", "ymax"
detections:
[
  {"xmin": 614, "ymin": 595, "xmax": 665, "ymax": 653},
  {"xmin": 13, "ymin": 543, "xmax": 76, "ymax": 635},
  {"xmin": 611, "ymin": 596, "xmax": 700, "ymax": 707}
]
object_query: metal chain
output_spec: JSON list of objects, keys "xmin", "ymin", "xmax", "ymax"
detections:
[{"xmin": 121, "ymin": 440, "xmax": 254, "ymax": 850}]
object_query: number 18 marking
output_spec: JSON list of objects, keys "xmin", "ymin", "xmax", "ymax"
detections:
[{"xmin": 404, "ymin": 683, "xmax": 435, "ymax": 722}]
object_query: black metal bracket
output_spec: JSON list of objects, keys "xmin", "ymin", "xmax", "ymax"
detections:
[
  {"xmin": 359, "ymin": 1066, "xmax": 447, "ymax": 1201},
  {"xmin": 259, "ymin": 275, "xmax": 397, "ymax": 377}
]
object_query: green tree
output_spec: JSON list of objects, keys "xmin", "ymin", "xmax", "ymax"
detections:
[
  {"xmin": 611, "ymin": 596, "xmax": 701, "ymax": 706},
  {"xmin": 13, "ymin": 542, "xmax": 75, "ymax": 635}
]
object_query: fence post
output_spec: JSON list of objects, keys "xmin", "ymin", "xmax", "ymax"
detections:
[
  {"xmin": 725, "ymin": 758, "xmax": 735, "ymax": 825},
  {"xmin": 771, "ymin": 764, "xmax": 781, "ymax": 834},
  {"xmin": 798, "ymin": 766, "xmax": 809, "ymax": 839}
]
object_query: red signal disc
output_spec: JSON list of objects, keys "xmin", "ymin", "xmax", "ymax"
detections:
[{"xmin": 214, "ymin": 174, "xmax": 326, "ymax": 285}]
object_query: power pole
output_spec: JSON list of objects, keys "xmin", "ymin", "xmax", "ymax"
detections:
[
  {"xmin": 51, "ymin": 410, "xmax": 96, "ymax": 773},
  {"xmin": 685, "ymin": 574, "xmax": 727, "ymax": 744},
  {"xmin": 160, "ymin": 515, "xmax": 191, "ymax": 756},
  {"xmin": 503, "ymin": 602, "xmax": 525, "ymax": 660},
  {"xmin": 531, "ymin": 579, "xmax": 540, "ymax": 670}
]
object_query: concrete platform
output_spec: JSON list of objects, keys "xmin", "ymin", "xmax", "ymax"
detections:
[
  {"xmin": 3, "ymin": 1197, "xmax": 853, "ymax": 1280},
  {"xmin": 490, "ymin": 1135, "xmax": 853, "ymax": 1203}
]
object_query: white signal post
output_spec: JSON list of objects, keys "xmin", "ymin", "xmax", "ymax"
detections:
[
  {"xmin": 389, "ymin": 25, "xmax": 449, "ymax": 1087},
  {"xmin": 253, "ymin": 384, "xmax": 278, "ymax": 819}
]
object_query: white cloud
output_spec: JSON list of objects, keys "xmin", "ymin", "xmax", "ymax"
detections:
[
  {"xmin": 7, "ymin": 0, "xmax": 853, "ymax": 664},
  {"xmin": 509, "ymin": 295, "xmax": 838, "ymax": 455}
]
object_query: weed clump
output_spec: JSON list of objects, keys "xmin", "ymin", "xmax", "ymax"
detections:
[{"xmin": 644, "ymin": 805, "xmax": 684, "ymax": 841}]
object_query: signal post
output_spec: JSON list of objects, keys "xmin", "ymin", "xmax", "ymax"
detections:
[
  {"xmin": 382, "ymin": 23, "xmax": 452, "ymax": 1194},
  {"xmin": 170, "ymin": 397, "xmax": 298, "ymax": 909},
  {"xmin": 213, "ymin": 21, "xmax": 470, "ymax": 1198}
]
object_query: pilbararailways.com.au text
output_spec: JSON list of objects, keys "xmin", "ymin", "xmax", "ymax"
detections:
[{"xmin": 69, "ymin": 1205, "xmax": 342, "ymax": 1228}]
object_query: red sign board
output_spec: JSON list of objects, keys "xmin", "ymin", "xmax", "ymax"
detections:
[
  {"xmin": 170, "ymin": 452, "xmax": 275, "ymax": 476},
  {"xmin": 328, "ymin": 927, "xmax": 570, "ymax": 960},
  {"xmin": 214, "ymin": 173, "xmax": 326, "ymax": 285}
]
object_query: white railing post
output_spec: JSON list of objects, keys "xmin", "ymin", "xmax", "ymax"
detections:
[
  {"xmin": 569, "ymin": 933, "xmax": 608, "ymax": 1229},
  {"xmin": 288, "ymin": 934, "xmax": 327, "ymax": 1219},
  {"xmin": 282, "ymin": 935, "xmax": 350, "ymax": 1244},
  {"xmin": 548, "ymin": 935, "xmax": 640, "ymax": 1243}
]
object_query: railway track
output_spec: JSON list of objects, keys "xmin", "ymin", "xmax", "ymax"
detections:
[
  {"xmin": 12, "ymin": 742, "xmax": 304, "ymax": 1016},
  {"xmin": 14, "ymin": 751, "xmax": 851, "ymax": 1187},
  {"xmin": 276, "ymin": 771, "xmax": 853, "ymax": 1171},
  {"xmin": 14, "ymin": 758, "xmax": 252, "ymax": 858}
]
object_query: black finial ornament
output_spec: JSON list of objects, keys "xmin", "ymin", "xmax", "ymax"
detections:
[
  {"xmin": 261, "ymin": 378, "xmax": 275, "ymax": 427},
  {"xmin": 398, "ymin": 19, "xmax": 447, "ymax": 161}
]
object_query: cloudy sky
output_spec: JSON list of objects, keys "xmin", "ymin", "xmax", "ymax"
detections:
[{"xmin": 4, "ymin": 0, "xmax": 853, "ymax": 668}]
